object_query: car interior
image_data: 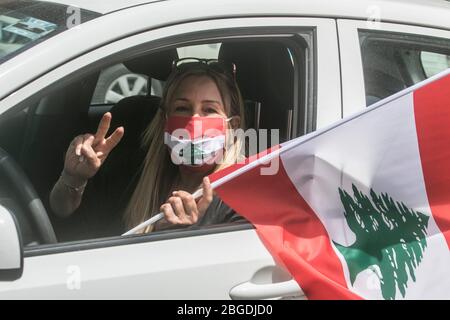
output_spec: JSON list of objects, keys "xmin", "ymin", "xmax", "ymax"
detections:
[
  {"xmin": 0, "ymin": 39, "xmax": 298, "ymax": 247},
  {"xmin": 360, "ymin": 34, "xmax": 450, "ymax": 106}
]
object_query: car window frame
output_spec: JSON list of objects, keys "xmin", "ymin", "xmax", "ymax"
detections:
[
  {"xmin": 337, "ymin": 19, "xmax": 450, "ymax": 118},
  {"xmin": 358, "ymin": 30, "xmax": 450, "ymax": 88},
  {"xmin": 0, "ymin": 17, "xmax": 323, "ymax": 256},
  {"xmin": 24, "ymin": 222, "xmax": 255, "ymax": 258}
]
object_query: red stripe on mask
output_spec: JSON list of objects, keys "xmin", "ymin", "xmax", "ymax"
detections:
[{"xmin": 165, "ymin": 116, "xmax": 226, "ymax": 140}]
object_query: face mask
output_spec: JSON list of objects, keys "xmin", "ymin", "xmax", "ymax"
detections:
[{"xmin": 164, "ymin": 115, "xmax": 231, "ymax": 167}]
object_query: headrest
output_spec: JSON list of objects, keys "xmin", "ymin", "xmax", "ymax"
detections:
[
  {"xmin": 108, "ymin": 95, "xmax": 160, "ymax": 146},
  {"xmin": 218, "ymin": 41, "xmax": 294, "ymax": 106},
  {"xmin": 219, "ymin": 42, "xmax": 263, "ymax": 101},
  {"xmin": 124, "ymin": 49, "xmax": 178, "ymax": 81}
]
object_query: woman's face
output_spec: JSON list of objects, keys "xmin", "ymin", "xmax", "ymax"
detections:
[{"xmin": 168, "ymin": 75, "xmax": 228, "ymax": 118}]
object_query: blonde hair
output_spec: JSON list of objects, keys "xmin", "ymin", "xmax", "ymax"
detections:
[{"xmin": 124, "ymin": 67, "xmax": 245, "ymax": 232}]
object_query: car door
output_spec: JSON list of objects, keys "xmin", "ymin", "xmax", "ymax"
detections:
[
  {"xmin": 337, "ymin": 19, "xmax": 450, "ymax": 117},
  {"xmin": 0, "ymin": 14, "xmax": 340, "ymax": 299}
]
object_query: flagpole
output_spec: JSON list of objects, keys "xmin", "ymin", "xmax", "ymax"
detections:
[{"xmin": 122, "ymin": 188, "xmax": 204, "ymax": 236}]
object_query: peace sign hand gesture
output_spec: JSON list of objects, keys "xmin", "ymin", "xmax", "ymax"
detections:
[{"xmin": 63, "ymin": 112, "xmax": 124, "ymax": 183}]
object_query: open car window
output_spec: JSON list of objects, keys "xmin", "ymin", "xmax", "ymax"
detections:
[{"xmin": 0, "ymin": 28, "xmax": 309, "ymax": 248}]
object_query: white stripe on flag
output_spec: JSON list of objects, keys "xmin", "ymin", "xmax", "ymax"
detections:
[{"xmin": 280, "ymin": 91, "xmax": 450, "ymax": 299}]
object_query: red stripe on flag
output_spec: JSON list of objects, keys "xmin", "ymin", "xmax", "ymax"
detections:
[
  {"xmin": 209, "ymin": 145, "xmax": 281, "ymax": 183},
  {"xmin": 414, "ymin": 73, "xmax": 450, "ymax": 248},
  {"xmin": 213, "ymin": 159, "xmax": 361, "ymax": 299}
]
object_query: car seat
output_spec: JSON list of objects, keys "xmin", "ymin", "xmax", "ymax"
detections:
[
  {"xmin": 99, "ymin": 48, "xmax": 179, "ymax": 200},
  {"xmin": 219, "ymin": 41, "xmax": 295, "ymax": 151},
  {"xmin": 19, "ymin": 72, "xmax": 100, "ymax": 205}
]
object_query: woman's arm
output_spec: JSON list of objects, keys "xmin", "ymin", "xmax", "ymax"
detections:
[
  {"xmin": 49, "ymin": 112, "xmax": 124, "ymax": 218},
  {"xmin": 49, "ymin": 171, "xmax": 87, "ymax": 218}
]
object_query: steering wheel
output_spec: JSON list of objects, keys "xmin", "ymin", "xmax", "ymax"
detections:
[{"xmin": 0, "ymin": 147, "xmax": 57, "ymax": 244}]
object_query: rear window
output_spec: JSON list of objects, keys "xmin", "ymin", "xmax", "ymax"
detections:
[
  {"xmin": 359, "ymin": 31, "xmax": 450, "ymax": 106},
  {"xmin": 0, "ymin": 0, "xmax": 100, "ymax": 64},
  {"xmin": 421, "ymin": 51, "xmax": 450, "ymax": 77}
]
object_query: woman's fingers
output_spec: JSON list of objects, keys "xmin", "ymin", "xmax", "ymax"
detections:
[
  {"xmin": 73, "ymin": 136, "xmax": 84, "ymax": 157},
  {"xmin": 72, "ymin": 134, "xmax": 92, "ymax": 157},
  {"xmin": 91, "ymin": 113, "xmax": 123, "ymax": 156},
  {"xmin": 83, "ymin": 134, "xmax": 95, "ymax": 146},
  {"xmin": 80, "ymin": 134, "xmax": 95, "ymax": 159},
  {"xmin": 104, "ymin": 126, "xmax": 124, "ymax": 154},
  {"xmin": 161, "ymin": 178, "xmax": 213, "ymax": 227},
  {"xmin": 80, "ymin": 143, "xmax": 100, "ymax": 167},
  {"xmin": 94, "ymin": 112, "xmax": 112, "ymax": 145},
  {"xmin": 160, "ymin": 203, "xmax": 182, "ymax": 225},
  {"xmin": 173, "ymin": 191, "xmax": 199, "ymax": 224},
  {"xmin": 197, "ymin": 177, "xmax": 213, "ymax": 214},
  {"xmin": 168, "ymin": 196, "xmax": 191, "ymax": 223}
]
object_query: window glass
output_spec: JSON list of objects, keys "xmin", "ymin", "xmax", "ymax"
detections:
[
  {"xmin": 359, "ymin": 31, "xmax": 450, "ymax": 106},
  {"xmin": 177, "ymin": 43, "xmax": 221, "ymax": 59},
  {"xmin": 0, "ymin": 0, "xmax": 99, "ymax": 64},
  {"xmin": 421, "ymin": 51, "xmax": 450, "ymax": 77},
  {"xmin": 91, "ymin": 63, "xmax": 150, "ymax": 104}
]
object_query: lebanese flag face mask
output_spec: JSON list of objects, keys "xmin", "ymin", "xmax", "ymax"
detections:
[{"xmin": 164, "ymin": 115, "xmax": 230, "ymax": 167}]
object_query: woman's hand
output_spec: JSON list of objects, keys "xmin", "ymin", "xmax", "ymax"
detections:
[
  {"xmin": 159, "ymin": 177, "xmax": 213, "ymax": 227},
  {"xmin": 63, "ymin": 112, "xmax": 124, "ymax": 183}
]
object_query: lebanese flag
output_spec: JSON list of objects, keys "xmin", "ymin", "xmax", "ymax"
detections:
[{"xmin": 209, "ymin": 69, "xmax": 450, "ymax": 300}]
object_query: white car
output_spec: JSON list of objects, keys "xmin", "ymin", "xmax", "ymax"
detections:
[{"xmin": 0, "ymin": 0, "xmax": 449, "ymax": 299}]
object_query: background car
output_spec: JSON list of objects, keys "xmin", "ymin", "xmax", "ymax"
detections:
[{"xmin": 0, "ymin": 0, "xmax": 449, "ymax": 299}]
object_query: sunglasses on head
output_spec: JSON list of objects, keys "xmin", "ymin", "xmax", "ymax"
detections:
[{"xmin": 172, "ymin": 57, "xmax": 237, "ymax": 80}]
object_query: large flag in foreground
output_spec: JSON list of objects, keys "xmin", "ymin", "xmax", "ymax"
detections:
[{"xmin": 209, "ymin": 70, "xmax": 450, "ymax": 300}]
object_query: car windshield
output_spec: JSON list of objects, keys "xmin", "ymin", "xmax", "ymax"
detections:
[{"xmin": 0, "ymin": 0, "xmax": 100, "ymax": 65}]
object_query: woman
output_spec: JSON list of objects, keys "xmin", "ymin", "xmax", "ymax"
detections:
[{"xmin": 50, "ymin": 58, "xmax": 246, "ymax": 236}]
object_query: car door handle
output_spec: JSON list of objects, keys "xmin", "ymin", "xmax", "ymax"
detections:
[{"xmin": 229, "ymin": 279, "xmax": 305, "ymax": 300}]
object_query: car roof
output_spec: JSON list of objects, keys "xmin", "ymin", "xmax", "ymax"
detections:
[
  {"xmin": 44, "ymin": 0, "xmax": 450, "ymax": 18},
  {"xmin": 42, "ymin": 0, "xmax": 164, "ymax": 14}
]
